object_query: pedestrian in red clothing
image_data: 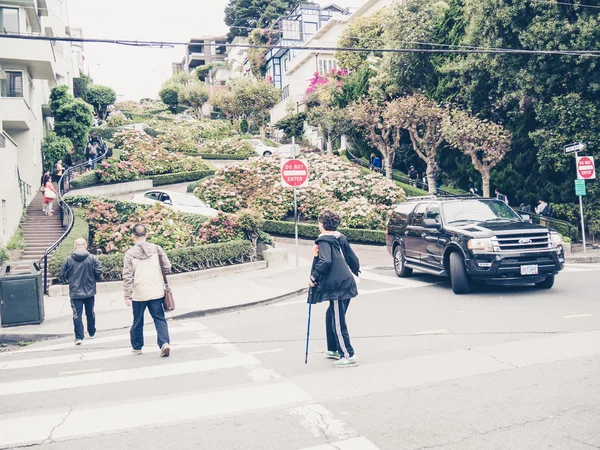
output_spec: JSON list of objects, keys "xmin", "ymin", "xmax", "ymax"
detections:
[{"xmin": 42, "ymin": 174, "xmax": 57, "ymax": 216}]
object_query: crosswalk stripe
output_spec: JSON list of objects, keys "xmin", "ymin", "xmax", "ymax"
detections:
[
  {"xmin": 0, "ymin": 322, "xmax": 207, "ymax": 356},
  {"xmin": 0, "ymin": 382, "xmax": 312, "ymax": 448},
  {"xmin": 359, "ymin": 270, "xmax": 432, "ymax": 288},
  {"xmin": 299, "ymin": 437, "xmax": 381, "ymax": 450},
  {"xmin": 0, "ymin": 353, "xmax": 259, "ymax": 396},
  {"xmin": 0, "ymin": 335, "xmax": 222, "ymax": 371}
]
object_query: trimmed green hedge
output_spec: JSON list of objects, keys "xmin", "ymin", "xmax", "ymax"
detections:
[
  {"xmin": 48, "ymin": 210, "xmax": 90, "ymax": 277},
  {"xmin": 262, "ymin": 220, "xmax": 385, "ymax": 245},
  {"xmin": 93, "ymin": 127, "xmax": 121, "ymax": 142},
  {"xmin": 147, "ymin": 169, "xmax": 215, "ymax": 186},
  {"xmin": 96, "ymin": 240, "xmax": 254, "ymax": 281},
  {"xmin": 396, "ymin": 181, "xmax": 428, "ymax": 198},
  {"xmin": 184, "ymin": 153, "xmax": 251, "ymax": 160},
  {"xmin": 71, "ymin": 171, "xmax": 100, "ymax": 189},
  {"xmin": 187, "ymin": 179, "xmax": 205, "ymax": 193}
]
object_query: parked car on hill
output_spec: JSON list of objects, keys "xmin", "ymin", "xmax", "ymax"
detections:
[
  {"xmin": 249, "ymin": 139, "xmax": 299, "ymax": 158},
  {"xmin": 131, "ymin": 190, "xmax": 218, "ymax": 217},
  {"xmin": 385, "ymin": 195, "xmax": 565, "ymax": 294}
]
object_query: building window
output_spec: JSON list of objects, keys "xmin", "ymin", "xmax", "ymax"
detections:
[
  {"xmin": 0, "ymin": 7, "xmax": 19, "ymax": 34},
  {"xmin": 0, "ymin": 71, "xmax": 23, "ymax": 98}
]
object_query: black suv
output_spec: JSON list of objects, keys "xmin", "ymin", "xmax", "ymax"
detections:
[{"xmin": 385, "ymin": 196, "xmax": 565, "ymax": 294}]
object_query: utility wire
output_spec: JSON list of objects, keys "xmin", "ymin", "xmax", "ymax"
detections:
[{"xmin": 2, "ymin": 33, "xmax": 599, "ymax": 56}]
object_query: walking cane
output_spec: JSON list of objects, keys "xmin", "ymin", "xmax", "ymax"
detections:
[{"xmin": 304, "ymin": 303, "xmax": 312, "ymax": 364}]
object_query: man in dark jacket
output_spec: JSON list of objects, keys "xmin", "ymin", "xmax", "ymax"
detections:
[
  {"xmin": 408, "ymin": 166, "xmax": 419, "ymax": 186},
  {"xmin": 309, "ymin": 210, "xmax": 359, "ymax": 368},
  {"xmin": 60, "ymin": 238, "xmax": 102, "ymax": 345}
]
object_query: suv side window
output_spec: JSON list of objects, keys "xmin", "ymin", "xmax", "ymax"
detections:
[
  {"xmin": 426, "ymin": 203, "xmax": 441, "ymax": 223},
  {"xmin": 411, "ymin": 203, "xmax": 429, "ymax": 227}
]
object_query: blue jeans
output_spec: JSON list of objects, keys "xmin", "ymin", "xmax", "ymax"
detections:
[
  {"xmin": 71, "ymin": 297, "xmax": 96, "ymax": 340},
  {"xmin": 130, "ymin": 298, "xmax": 170, "ymax": 350}
]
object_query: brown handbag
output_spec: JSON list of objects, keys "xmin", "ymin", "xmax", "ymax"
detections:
[{"xmin": 157, "ymin": 251, "xmax": 175, "ymax": 312}]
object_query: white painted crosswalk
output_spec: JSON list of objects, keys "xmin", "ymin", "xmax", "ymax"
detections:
[{"xmin": 0, "ymin": 320, "xmax": 381, "ymax": 449}]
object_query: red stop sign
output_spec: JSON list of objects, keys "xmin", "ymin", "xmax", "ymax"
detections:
[
  {"xmin": 577, "ymin": 156, "xmax": 596, "ymax": 180},
  {"xmin": 281, "ymin": 159, "xmax": 309, "ymax": 188}
]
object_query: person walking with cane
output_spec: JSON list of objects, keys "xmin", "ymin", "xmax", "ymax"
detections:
[{"xmin": 308, "ymin": 210, "xmax": 360, "ymax": 368}]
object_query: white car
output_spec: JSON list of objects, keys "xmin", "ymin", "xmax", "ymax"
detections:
[
  {"xmin": 249, "ymin": 139, "xmax": 300, "ymax": 158},
  {"xmin": 131, "ymin": 190, "xmax": 218, "ymax": 217}
]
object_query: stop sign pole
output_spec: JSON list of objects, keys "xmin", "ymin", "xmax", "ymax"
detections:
[{"xmin": 569, "ymin": 146, "xmax": 593, "ymax": 253}]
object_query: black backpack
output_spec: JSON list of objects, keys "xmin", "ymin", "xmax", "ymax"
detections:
[{"xmin": 542, "ymin": 203, "xmax": 553, "ymax": 217}]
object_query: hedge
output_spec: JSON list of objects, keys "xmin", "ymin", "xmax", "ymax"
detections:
[
  {"xmin": 70, "ymin": 171, "xmax": 100, "ymax": 189},
  {"xmin": 262, "ymin": 220, "xmax": 386, "ymax": 245},
  {"xmin": 48, "ymin": 210, "xmax": 89, "ymax": 277},
  {"xmin": 184, "ymin": 153, "xmax": 252, "ymax": 160},
  {"xmin": 397, "ymin": 181, "xmax": 428, "ymax": 198},
  {"xmin": 95, "ymin": 240, "xmax": 254, "ymax": 281},
  {"xmin": 187, "ymin": 179, "xmax": 205, "ymax": 193},
  {"xmin": 147, "ymin": 169, "xmax": 215, "ymax": 186},
  {"xmin": 93, "ymin": 127, "xmax": 121, "ymax": 142}
]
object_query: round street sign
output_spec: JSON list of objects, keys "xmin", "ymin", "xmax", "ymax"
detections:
[
  {"xmin": 281, "ymin": 159, "xmax": 309, "ymax": 188},
  {"xmin": 577, "ymin": 156, "xmax": 596, "ymax": 180}
]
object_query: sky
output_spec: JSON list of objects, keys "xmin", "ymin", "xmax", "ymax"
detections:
[{"xmin": 65, "ymin": 0, "xmax": 368, "ymax": 101}]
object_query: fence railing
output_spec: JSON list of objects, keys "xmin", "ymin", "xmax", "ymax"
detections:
[{"xmin": 39, "ymin": 138, "xmax": 108, "ymax": 294}]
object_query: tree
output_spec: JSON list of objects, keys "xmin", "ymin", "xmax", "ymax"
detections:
[
  {"xmin": 224, "ymin": 0, "xmax": 299, "ymax": 40},
  {"xmin": 336, "ymin": 9, "xmax": 387, "ymax": 73},
  {"xmin": 308, "ymin": 106, "xmax": 352, "ymax": 154},
  {"xmin": 178, "ymin": 83, "xmax": 209, "ymax": 119},
  {"xmin": 247, "ymin": 29, "xmax": 272, "ymax": 78},
  {"xmin": 442, "ymin": 109, "xmax": 511, "ymax": 197},
  {"xmin": 49, "ymin": 85, "xmax": 70, "ymax": 115},
  {"xmin": 349, "ymin": 98, "xmax": 402, "ymax": 180},
  {"xmin": 73, "ymin": 75, "xmax": 91, "ymax": 100},
  {"xmin": 86, "ymin": 84, "xmax": 116, "ymax": 120},
  {"xmin": 49, "ymin": 86, "xmax": 93, "ymax": 157},
  {"xmin": 159, "ymin": 84, "xmax": 180, "ymax": 112},
  {"xmin": 41, "ymin": 132, "xmax": 72, "ymax": 172},
  {"xmin": 387, "ymin": 94, "xmax": 447, "ymax": 193},
  {"xmin": 276, "ymin": 112, "xmax": 306, "ymax": 140}
]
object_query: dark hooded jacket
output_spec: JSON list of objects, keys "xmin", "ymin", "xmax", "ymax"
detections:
[
  {"xmin": 308, "ymin": 233, "xmax": 359, "ymax": 304},
  {"xmin": 60, "ymin": 248, "xmax": 102, "ymax": 299}
]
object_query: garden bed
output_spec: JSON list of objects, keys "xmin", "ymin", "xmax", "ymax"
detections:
[{"xmin": 263, "ymin": 220, "xmax": 385, "ymax": 245}]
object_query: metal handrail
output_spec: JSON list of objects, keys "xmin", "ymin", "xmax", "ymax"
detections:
[
  {"xmin": 345, "ymin": 149, "xmax": 455, "ymax": 196},
  {"xmin": 39, "ymin": 138, "xmax": 108, "ymax": 294}
]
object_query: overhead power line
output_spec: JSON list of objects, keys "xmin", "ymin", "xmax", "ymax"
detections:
[{"xmin": 1, "ymin": 33, "xmax": 599, "ymax": 56}]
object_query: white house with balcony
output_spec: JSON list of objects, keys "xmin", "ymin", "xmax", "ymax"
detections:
[{"xmin": 0, "ymin": 0, "xmax": 81, "ymax": 247}]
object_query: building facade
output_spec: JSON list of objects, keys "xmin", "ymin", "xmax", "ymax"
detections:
[
  {"xmin": 181, "ymin": 36, "xmax": 228, "ymax": 73},
  {"xmin": 0, "ymin": 0, "xmax": 81, "ymax": 247}
]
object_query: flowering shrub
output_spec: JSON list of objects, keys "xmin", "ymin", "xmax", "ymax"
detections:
[
  {"xmin": 305, "ymin": 69, "xmax": 349, "ymax": 95},
  {"xmin": 106, "ymin": 110, "xmax": 128, "ymax": 127},
  {"xmin": 197, "ymin": 212, "xmax": 244, "ymax": 244},
  {"xmin": 197, "ymin": 154, "xmax": 405, "ymax": 228},
  {"xmin": 96, "ymin": 159, "xmax": 144, "ymax": 184},
  {"xmin": 196, "ymin": 139, "xmax": 254, "ymax": 157}
]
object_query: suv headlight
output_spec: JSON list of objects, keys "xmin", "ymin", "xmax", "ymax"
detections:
[
  {"xmin": 468, "ymin": 238, "xmax": 494, "ymax": 252},
  {"xmin": 550, "ymin": 232, "xmax": 562, "ymax": 247}
]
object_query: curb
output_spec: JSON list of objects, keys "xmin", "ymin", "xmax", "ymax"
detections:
[
  {"xmin": 566, "ymin": 257, "xmax": 600, "ymax": 264},
  {"xmin": 0, "ymin": 288, "xmax": 309, "ymax": 345}
]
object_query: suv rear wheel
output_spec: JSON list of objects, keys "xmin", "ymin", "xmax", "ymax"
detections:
[
  {"xmin": 263, "ymin": 151, "xmax": 273, "ymax": 157},
  {"xmin": 449, "ymin": 252, "xmax": 470, "ymax": 295},
  {"xmin": 394, "ymin": 245, "xmax": 413, "ymax": 277},
  {"xmin": 535, "ymin": 275, "xmax": 555, "ymax": 290}
]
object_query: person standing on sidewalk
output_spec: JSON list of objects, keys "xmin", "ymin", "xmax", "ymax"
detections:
[
  {"xmin": 122, "ymin": 224, "xmax": 172, "ymax": 357},
  {"xmin": 308, "ymin": 210, "xmax": 360, "ymax": 368},
  {"xmin": 60, "ymin": 238, "xmax": 102, "ymax": 345}
]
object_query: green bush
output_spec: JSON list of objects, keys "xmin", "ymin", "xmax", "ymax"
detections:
[
  {"xmin": 180, "ymin": 212, "xmax": 211, "ymax": 234},
  {"xmin": 187, "ymin": 179, "xmax": 203, "ymax": 193},
  {"xmin": 41, "ymin": 132, "xmax": 72, "ymax": 172},
  {"xmin": 0, "ymin": 246, "xmax": 8, "ymax": 266},
  {"xmin": 49, "ymin": 210, "xmax": 90, "ymax": 277},
  {"xmin": 93, "ymin": 127, "xmax": 121, "ymax": 142},
  {"xmin": 148, "ymin": 169, "xmax": 215, "ymax": 186},
  {"xmin": 144, "ymin": 127, "xmax": 159, "ymax": 138},
  {"xmin": 96, "ymin": 240, "xmax": 254, "ymax": 281},
  {"xmin": 70, "ymin": 171, "xmax": 100, "ymax": 189},
  {"xmin": 262, "ymin": 220, "xmax": 385, "ymax": 245},
  {"xmin": 239, "ymin": 119, "xmax": 249, "ymax": 134},
  {"xmin": 397, "ymin": 181, "xmax": 428, "ymax": 198},
  {"xmin": 6, "ymin": 228, "xmax": 25, "ymax": 251},
  {"xmin": 187, "ymin": 153, "xmax": 252, "ymax": 160}
]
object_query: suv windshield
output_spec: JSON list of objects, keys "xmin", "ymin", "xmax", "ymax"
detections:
[{"xmin": 443, "ymin": 199, "xmax": 521, "ymax": 224}]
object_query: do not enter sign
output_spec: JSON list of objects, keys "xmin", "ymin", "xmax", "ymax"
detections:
[
  {"xmin": 281, "ymin": 159, "xmax": 309, "ymax": 188},
  {"xmin": 577, "ymin": 156, "xmax": 596, "ymax": 180}
]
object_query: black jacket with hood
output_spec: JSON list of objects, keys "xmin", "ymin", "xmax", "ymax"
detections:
[
  {"xmin": 308, "ymin": 232, "xmax": 359, "ymax": 304},
  {"xmin": 60, "ymin": 248, "xmax": 103, "ymax": 299}
]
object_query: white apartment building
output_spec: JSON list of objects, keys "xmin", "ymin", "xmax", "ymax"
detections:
[{"xmin": 0, "ymin": 0, "xmax": 81, "ymax": 247}]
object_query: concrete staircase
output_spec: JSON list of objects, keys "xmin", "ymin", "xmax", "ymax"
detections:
[{"xmin": 20, "ymin": 192, "xmax": 66, "ymax": 264}]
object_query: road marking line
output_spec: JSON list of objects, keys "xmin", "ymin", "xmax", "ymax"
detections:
[
  {"xmin": 0, "ymin": 353, "xmax": 260, "ymax": 397},
  {"xmin": 288, "ymin": 404, "xmax": 358, "ymax": 441},
  {"xmin": 413, "ymin": 329, "xmax": 448, "ymax": 335},
  {"xmin": 0, "ymin": 322, "xmax": 207, "ymax": 356},
  {"xmin": 299, "ymin": 437, "xmax": 381, "ymax": 450},
  {"xmin": 247, "ymin": 367, "xmax": 281, "ymax": 381},
  {"xmin": 358, "ymin": 287, "xmax": 411, "ymax": 296},
  {"xmin": 249, "ymin": 349, "xmax": 284, "ymax": 355},
  {"xmin": 359, "ymin": 270, "xmax": 432, "ymax": 288},
  {"xmin": 59, "ymin": 368, "xmax": 102, "ymax": 376},
  {"xmin": 0, "ymin": 382, "xmax": 312, "ymax": 448},
  {"xmin": 0, "ymin": 334, "xmax": 223, "ymax": 371},
  {"xmin": 562, "ymin": 314, "xmax": 593, "ymax": 319}
]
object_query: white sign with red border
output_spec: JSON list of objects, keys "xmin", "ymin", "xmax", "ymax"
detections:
[
  {"xmin": 577, "ymin": 156, "xmax": 596, "ymax": 180},
  {"xmin": 281, "ymin": 159, "xmax": 309, "ymax": 188}
]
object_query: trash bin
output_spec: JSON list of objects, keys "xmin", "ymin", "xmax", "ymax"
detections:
[{"xmin": 0, "ymin": 261, "xmax": 44, "ymax": 327}]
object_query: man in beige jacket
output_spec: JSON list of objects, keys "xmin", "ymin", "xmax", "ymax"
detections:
[{"xmin": 123, "ymin": 224, "xmax": 172, "ymax": 357}]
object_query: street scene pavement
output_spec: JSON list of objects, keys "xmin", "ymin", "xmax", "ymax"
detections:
[{"xmin": 2, "ymin": 242, "xmax": 600, "ymax": 449}]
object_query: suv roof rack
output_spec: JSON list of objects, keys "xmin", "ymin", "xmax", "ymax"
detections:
[{"xmin": 406, "ymin": 194, "xmax": 482, "ymax": 201}]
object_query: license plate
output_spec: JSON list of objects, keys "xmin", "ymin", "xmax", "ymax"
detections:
[{"xmin": 521, "ymin": 264, "xmax": 539, "ymax": 275}]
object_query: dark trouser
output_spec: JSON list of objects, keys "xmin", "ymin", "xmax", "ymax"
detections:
[
  {"xmin": 326, "ymin": 299, "xmax": 354, "ymax": 359},
  {"xmin": 71, "ymin": 296, "xmax": 96, "ymax": 340},
  {"xmin": 130, "ymin": 298, "xmax": 170, "ymax": 350}
]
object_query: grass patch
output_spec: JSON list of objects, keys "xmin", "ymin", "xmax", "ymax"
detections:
[
  {"xmin": 48, "ymin": 209, "xmax": 90, "ymax": 277},
  {"xmin": 6, "ymin": 227, "xmax": 25, "ymax": 251}
]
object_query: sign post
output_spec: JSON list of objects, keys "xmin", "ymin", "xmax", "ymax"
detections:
[
  {"xmin": 281, "ymin": 138, "xmax": 308, "ymax": 267},
  {"xmin": 570, "ymin": 147, "xmax": 595, "ymax": 254}
]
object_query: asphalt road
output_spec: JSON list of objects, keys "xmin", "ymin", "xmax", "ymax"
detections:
[{"xmin": 1, "ymin": 256, "xmax": 600, "ymax": 449}]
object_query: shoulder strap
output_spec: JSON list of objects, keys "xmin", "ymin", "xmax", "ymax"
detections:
[{"xmin": 156, "ymin": 250, "xmax": 169, "ymax": 286}]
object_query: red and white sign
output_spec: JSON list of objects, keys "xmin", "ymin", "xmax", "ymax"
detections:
[
  {"xmin": 577, "ymin": 156, "xmax": 596, "ymax": 180},
  {"xmin": 281, "ymin": 159, "xmax": 309, "ymax": 188}
]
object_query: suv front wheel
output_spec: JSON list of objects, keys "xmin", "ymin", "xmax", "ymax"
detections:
[
  {"xmin": 535, "ymin": 275, "xmax": 555, "ymax": 290},
  {"xmin": 394, "ymin": 245, "xmax": 413, "ymax": 277},
  {"xmin": 449, "ymin": 252, "xmax": 470, "ymax": 295}
]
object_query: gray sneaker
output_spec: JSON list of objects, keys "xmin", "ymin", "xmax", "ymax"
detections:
[
  {"xmin": 132, "ymin": 349, "xmax": 142, "ymax": 355},
  {"xmin": 333, "ymin": 355, "xmax": 359, "ymax": 368},
  {"xmin": 325, "ymin": 350, "xmax": 341, "ymax": 360},
  {"xmin": 160, "ymin": 343, "xmax": 171, "ymax": 358},
  {"xmin": 74, "ymin": 339, "xmax": 83, "ymax": 346}
]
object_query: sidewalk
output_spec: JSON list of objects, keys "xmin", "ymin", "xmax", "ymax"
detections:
[
  {"xmin": 565, "ymin": 248, "xmax": 600, "ymax": 264},
  {"xmin": 0, "ymin": 256, "xmax": 312, "ymax": 342}
]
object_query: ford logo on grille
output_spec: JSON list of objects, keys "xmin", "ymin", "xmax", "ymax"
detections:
[{"xmin": 518, "ymin": 238, "xmax": 533, "ymax": 244}]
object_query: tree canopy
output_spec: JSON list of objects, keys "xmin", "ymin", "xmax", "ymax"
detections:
[
  {"xmin": 224, "ymin": 0, "xmax": 299, "ymax": 41},
  {"xmin": 86, "ymin": 84, "xmax": 116, "ymax": 120}
]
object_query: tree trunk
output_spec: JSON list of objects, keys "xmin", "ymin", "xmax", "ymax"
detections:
[
  {"xmin": 426, "ymin": 163, "xmax": 437, "ymax": 195},
  {"xmin": 384, "ymin": 152, "xmax": 393, "ymax": 180},
  {"xmin": 327, "ymin": 135, "xmax": 333, "ymax": 155},
  {"xmin": 259, "ymin": 124, "xmax": 266, "ymax": 139},
  {"xmin": 481, "ymin": 170, "xmax": 491, "ymax": 197}
]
